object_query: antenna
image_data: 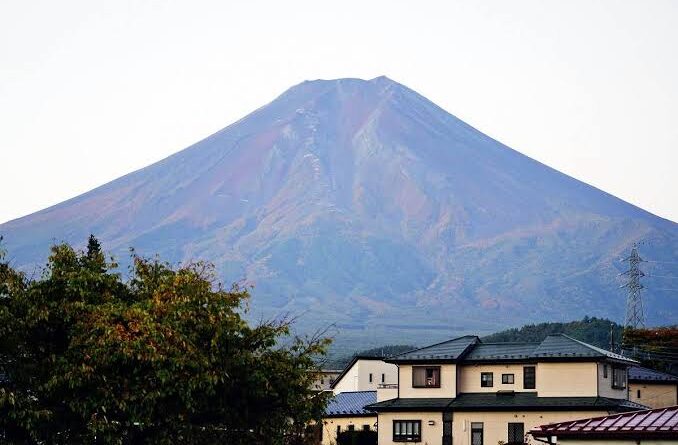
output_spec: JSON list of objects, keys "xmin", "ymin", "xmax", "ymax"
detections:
[{"xmin": 621, "ymin": 243, "xmax": 645, "ymax": 329}]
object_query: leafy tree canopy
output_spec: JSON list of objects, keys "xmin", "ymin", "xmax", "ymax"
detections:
[{"xmin": 0, "ymin": 237, "xmax": 330, "ymax": 444}]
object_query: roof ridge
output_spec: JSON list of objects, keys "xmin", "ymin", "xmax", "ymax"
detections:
[{"xmin": 392, "ymin": 335, "xmax": 479, "ymax": 358}]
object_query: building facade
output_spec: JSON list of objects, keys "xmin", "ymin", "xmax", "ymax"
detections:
[
  {"xmin": 628, "ymin": 365, "xmax": 678, "ymax": 409},
  {"xmin": 366, "ymin": 334, "xmax": 645, "ymax": 445},
  {"xmin": 331, "ymin": 356, "xmax": 398, "ymax": 394}
]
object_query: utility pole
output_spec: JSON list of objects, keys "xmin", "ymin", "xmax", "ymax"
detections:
[{"xmin": 621, "ymin": 244, "xmax": 645, "ymax": 329}]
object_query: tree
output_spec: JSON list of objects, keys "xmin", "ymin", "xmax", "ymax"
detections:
[
  {"xmin": 623, "ymin": 327, "xmax": 678, "ymax": 374},
  {"xmin": 0, "ymin": 238, "xmax": 331, "ymax": 444}
]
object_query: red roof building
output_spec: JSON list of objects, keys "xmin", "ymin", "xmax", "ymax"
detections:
[{"xmin": 530, "ymin": 405, "xmax": 678, "ymax": 443}]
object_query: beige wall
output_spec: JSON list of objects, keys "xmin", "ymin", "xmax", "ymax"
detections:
[
  {"xmin": 333, "ymin": 360, "xmax": 398, "ymax": 394},
  {"xmin": 452, "ymin": 410, "xmax": 608, "ymax": 445},
  {"xmin": 321, "ymin": 416, "xmax": 376, "ymax": 445},
  {"xmin": 558, "ymin": 440, "xmax": 678, "ymax": 445},
  {"xmin": 459, "ymin": 363, "xmax": 532, "ymax": 393},
  {"xmin": 597, "ymin": 363, "xmax": 628, "ymax": 399},
  {"xmin": 399, "ymin": 364, "xmax": 456, "ymax": 398},
  {"xmin": 629, "ymin": 382, "xmax": 678, "ymax": 409},
  {"xmin": 377, "ymin": 412, "xmax": 443, "ymax": 445},
  {"xmin": 537, "ymin": 363, "xmax": 598, "ymax": 397}
]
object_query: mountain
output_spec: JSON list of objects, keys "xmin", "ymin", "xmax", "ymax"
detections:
[{"xmin": 2, "ymin": 76, "xmax": 677, "ymax": 348}]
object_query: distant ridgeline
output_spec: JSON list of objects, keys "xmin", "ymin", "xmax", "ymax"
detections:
[{"xmin": 327, "ymin": 317, "xmax": 622, "ymax": 369}]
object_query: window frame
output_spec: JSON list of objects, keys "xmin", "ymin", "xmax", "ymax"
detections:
[
  {"xmin": 502, "ymin": 373, "xmax": 515, "ymax": 384},
  {"xmin": 612, "ymin": 366, "xmax": 627, "ymax": 389},
  {"xmin": 507, "ymin": 422, "xmax": 524, "ymax": 445},
  {"xmin": 523, "ymin": 366, "xmax": 536, "ymax": 389},
  {"xmin": 480, "ymin": 372, "xmax": 494, "ymax": 388},
  {"xmin": 412, "ymin": 366, "xmax": 441, "ymax": 388},
  {"xmin": 393, "ymin": 420, "xmax": 422, "ymax": 442},
  {"xmin": 471, "ymin": 422, "xmax": 484, "ymax": 445}
]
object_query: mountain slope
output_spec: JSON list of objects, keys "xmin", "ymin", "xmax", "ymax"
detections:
[{"xmin": 2, "ymin": 76, "xmax": 677, "ymax": 346}]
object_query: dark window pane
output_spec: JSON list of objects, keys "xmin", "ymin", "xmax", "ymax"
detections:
[
  {"xmin": 523, "ymin": 366, "xmax": 536, "ymax": 389},
  {"xmin": 508, "ymin": 422, "xmax": 524, "ymax": 444},
  {"xmin": 481, "ymin": 372, "xmax": 493, "ymax": 387}
]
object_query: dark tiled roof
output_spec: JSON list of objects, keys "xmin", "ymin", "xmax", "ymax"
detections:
[
  {"xmin": 464, "ymin": 343, "xmax": 538, "ymax": 361},
  {"xmin": 387, "ymin": 336, "xmax": 479, "ymax": 363},
  {"xmin": 530, "ymin": 335, "xmax": 636, "ymax": 363},
  {"xmin": 366, "ymin": 393, "xmax": 646, "ymax": 413},
  {"xmin": 365, "ymin": 398, "xmax": 455, "ymax": 412},
  {"xmin": 530, "ymin": 405, "xmax": 678, "ymax": 440},
  {"xmin": 388, "ymin": 334, "xmax": 636, "ymax": 365},
  {"xmin": 629, "ymin": 365, "xmax": 678, "ymax": 383},
  {"xmin": 448, "ymin": 392, "xmax": 647, "ymax": 412},
  {"xmin": 324, "ymin": 391, "xmax": 377, "ymax": 417}
]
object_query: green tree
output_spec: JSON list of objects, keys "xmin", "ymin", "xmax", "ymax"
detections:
[{"xmin": 0, "ymin": 238, "xmax": 330, "ymax": 444}]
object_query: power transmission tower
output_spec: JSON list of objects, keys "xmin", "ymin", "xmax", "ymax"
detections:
[{"xmin": 621, "ymin": 244, "xmax": 645, "ymax": 329}]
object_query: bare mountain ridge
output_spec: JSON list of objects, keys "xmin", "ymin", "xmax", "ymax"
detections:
[{"xmin": 2, "ymin": 76, "xmax": 677, "ymax": 346}]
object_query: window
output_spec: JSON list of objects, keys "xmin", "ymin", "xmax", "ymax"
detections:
[
  {"xmin": 603, "ymin": 364, "xmax": 608, "ymax": 378},
  {"xmin": 320, "ymin": 378, "xmax": 324, "ymax": 385},
  {"xmin": 481, "ymin": 372, "xmax": 493, "ymax": 387},
  {"xmin": 382, "ymin": 373, "xmax": 385, "ymax": 383},
  {"xmin": 363, "ymin": 425, "xmax": 370, "ymax": 431},
  {"xmin": 393, "ymin": 420, "xmax": 421, "ymax": 442},
  {"xmin": 412, "ymin": 366, "xmax": 441, "ymax": 388},
  {"xmin": 347, "ymin": 425, "xmax": 355, "ymax": 431},
  {"xmin": 471, "ymin": 422, "xmax": 484, "ymax": 445},
  {"xmin": 637, "ymin": 389, "xmax": 641, "ymax": 398},
  {"xmin": 612, "ymin": 367, "xmax": 627, "ymax": 389},
  {"xmin": 523, "ymin": 366, "xmax": 536, "ymax": 389},
  {"xmin": 369, "ymin": 373, "xmax": 373, "ymax": 383},
  {"xmin": 336, "ymin": 425, "xmax": 341, "ymax": 437},
  {"xmin": 502, "ymin": 373, "xmax": 515, "ymax": 384},
  {"xmin": 507, "ymin": 422, "xmax": 524, "ymax": 444}
]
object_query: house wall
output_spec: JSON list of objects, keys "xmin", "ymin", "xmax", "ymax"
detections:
[
  {"xmin": 452, "ymin": 410, "xmax": 607, "ymax": 445},
  {"xmin": 332, "ymin": 360, "xmax": 398, "ymax": 394},
  {"xmin": 537, "ymin": 363, "xmax": 598, "ymax": 397},
  {"xmin": 399, "ymin": 364, "xmax": 457, "ymax": 398},
  {"xmin": 321, "ymin": 416, "xmax": 376, "ymax": 445},
  {"xmin": 629, "ymin": 382, "xmax": 678, "ymax": 409},
  {"xmin": 332, "ymin": 363, "xmax": 360, "ymax": 394},
  {"xmin": 597, "ymin": 363, "xmax": 628, "ymax": 399},
  {"xmin": 459, "ymin": 363, "xmax": 532, "ymax": 393},
  {"xmin": 377, "ymin": 412, "xmax": 443, "ymax": 445}
]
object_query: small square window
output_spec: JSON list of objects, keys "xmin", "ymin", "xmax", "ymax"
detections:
[
  {"xmin": 363, "ymin": 425, "xmax": 370, "ymax": 431},
  {"xmin": 481, "ymin": 372, "xmax": 494, "ymax": 387},
  {"xmin": 502, "ymin": 373, "xmax": 514, "ymax": 384}
]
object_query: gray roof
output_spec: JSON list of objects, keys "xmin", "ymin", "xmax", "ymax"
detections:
[
  {"xmin": 464, "ymin": 342, "xmax": 539, "ymax": 361},
  {"xmin": 531, "ymin": 335, "xmax": 635, "ymax": 363},
  {"xmin": 448, "ymin": 392, "xmax": 647, "ymax": 412},
  {"xmin": 629, "ymin": 365, "xmax": 678, "ymax": 382},
  {"xmin": 365, "ymin": 398, "xmax": 455, "ymax": 411},
  {"xmin": 388, "ymin": 334, "xmax": 636, "ymax": 364},
  {"xmin": 366, "ymin": 393, "xmax": 647, "ymax": 413},
  {"xmin": 324, "ymin": 391, "xmax": 377, "ymax": 417},
  {"xmin": 387, "ymin": 336, "xmax": 479, "ymax": 362}
]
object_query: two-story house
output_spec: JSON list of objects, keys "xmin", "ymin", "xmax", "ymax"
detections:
[
  {"xmin": 366, "ymin": 334, "xmax": 645, "ymax": 445},
  {"xmin": 628, "ymin": 365, "xmax": 678, "ymax": 409}
]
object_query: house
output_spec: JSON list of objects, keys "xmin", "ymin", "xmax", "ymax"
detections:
[
  {"xmin": 331, "ymin": 356, "xmax": 398, "ymax": 394},
  {"xmin": 313, "ymin": 369, "xmax": 343, "ymax": 391},
  {"xmin": 529, "ymin": 404, "xmax": 678, "ymax": 444},
  {"xmin": 628, "ymin": 365, "xmax": 678, "ymax": 409},
  {"xmin": 365, "ymin": 334, "xmax": 645, "ymax": 445},
  {"xmin": 321, "ymin": 390, "xmax": 377, "ymax": 445}
]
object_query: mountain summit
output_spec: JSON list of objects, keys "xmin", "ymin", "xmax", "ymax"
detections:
[{"xmin": 2, "ymin": 77, "xmax": 676, "ymax": 345}]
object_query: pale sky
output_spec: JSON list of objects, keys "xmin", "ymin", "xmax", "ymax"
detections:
[{"xmin": 1, "ymin": 0, "xmax": 677, "ymax": 224}]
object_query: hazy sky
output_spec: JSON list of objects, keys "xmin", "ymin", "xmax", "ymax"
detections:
[{"xmin": 1, "ymin": 0, "xmax": 677, "ymax": 224}]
